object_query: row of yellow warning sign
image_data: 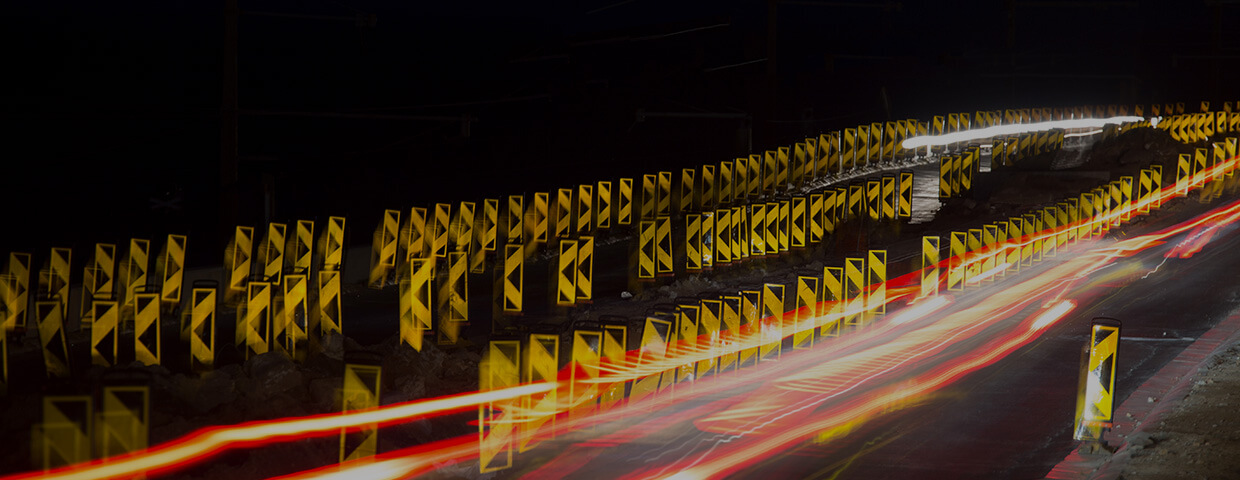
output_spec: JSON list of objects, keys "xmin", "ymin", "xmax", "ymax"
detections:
[
  {"xmin": 476, "ymin": 136, "xmax": 1240, "ymax": 473},
  {"xmin": 478, "ymin": 249, "xmax": 893, "ymax": 471}
]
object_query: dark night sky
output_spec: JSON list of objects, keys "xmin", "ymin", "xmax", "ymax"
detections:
[{"xmin": 2, "ymin": 0, "xmax": 1237, "ymax": 261}]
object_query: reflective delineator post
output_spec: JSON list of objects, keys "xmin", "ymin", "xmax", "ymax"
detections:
[{"xmin": 1074, "ymin": 317, "xmax": 1121, "ymax": 452}]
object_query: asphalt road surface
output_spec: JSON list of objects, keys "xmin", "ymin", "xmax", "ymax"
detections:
[{"xmin": 488, "ymin": 194, "xmax": 1240, "ymax": 480}]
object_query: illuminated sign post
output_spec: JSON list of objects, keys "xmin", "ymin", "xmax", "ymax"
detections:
[{"xmin": 1074, "ymin": 317, "xmax": 1121, "ymax": 452}]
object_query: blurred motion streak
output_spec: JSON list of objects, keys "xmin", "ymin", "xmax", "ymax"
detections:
[{"xmin": 14, "ymin": 152, "xmax": 1240, "ymax": 480}]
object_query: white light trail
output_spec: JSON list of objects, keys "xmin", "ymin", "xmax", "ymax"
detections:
[{"xmin": 902, "ymin": 116, "xmax": 1145, "ymax": 149}]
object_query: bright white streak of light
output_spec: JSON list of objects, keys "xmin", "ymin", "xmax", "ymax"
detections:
[
  {"xmin": 888, "ymin": 295, "xmax": 951, "ymax": 326},
  {"xmin": 1064, "ymin": 129, "xmax": 1104, "ymax": 138},
  {"xmin": 1032, "ymin": 300, "xmax": 1076, "ymax": 331},
  {"xmin": 901, "ymin": 116, "xmax": 1145, "ymax": 149}
]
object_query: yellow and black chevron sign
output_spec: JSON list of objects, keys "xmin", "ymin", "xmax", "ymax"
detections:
[
  {"xmin": 698, "ymin": 299, "xmax": 722, "ymax": 378},
  {"xmin": 569, "ymin": 330, "xmax": 603, "ymax": 420},
  {"xmin": 809, "ymin": 193, "xmax": 824, "ymax": 244},
  {"xmin": 793, "ymin": 276, "xmax": 818, "ymax": 350},
  {"xmin": 791, "ymin": 197, "xmax": 807, "ymax": 248},
  {"xmin": 747, "ymin": 155, "xmax": 762, "ymax": 199},
  {"xmin": 37, "ymin": 395, "xmax": 92, "ymax": 469},
  {"xmin": 1074, "ymin": 319, "xmax": 1120, "ymax": 442},
  {"xmin": 189, "ymin": 287, "xmax": 215, "ymax": 371},
  {"xmin": 1024, "ymin": 213, "xmax": 1042, "ymax": 263},
  {"xmin": 947, "ymin": 231, "xmax": 965, "ymax": 291},
  {"xmin": 36, "ymin": 300, "xmax": 70, "ymax": 378},
  {"xmin": 1008, "ymin": 218, "xmax": 1023, "ymax": 272},
  {"xmin": 719, "ymin": 161, "xmax": 734, "ymax": 206},
  {"xmin": 701, "ymin": 165, "xmax": 716, "ymax": 210},
  {"xmin": 557, "ymin": 240, "xmax": 578, "ymax": 306},
  {"xmin": 618, "ymin": 178, "xmax": 633, "ymax": 226},
  {"xmin": 1177, "ymin": 153, "xmax": 1192, "ymax": 196},
  {"xmin": 899, "ymin": 171, "xmax": 913, "ymax": 218},
  {"xmin": 777, "ymin": 146, "xmax": 791, "ymax": 190},
  {"xmin": 675, "ymin": 303, "xmax": 700, "ymax": 383},
  {"xmin": 939, "ymin": 156, "xmax": 954, "ymax": 198},
  {"xmin": 480, "ymin": 340, "xmax": 520, "ymax": 473},
  {"xmin": 503, "ymin": 244, "xmax": 524, "ymax": 312},
  {"xmin": 760, "ymin": 283, "xmax": 784, "ymax": 361},
  {"xmin": 655, "ymin": 215, "xmax": 673, "ymax": 275},
  {"xmin": 821, "ymin": 266, "xmax": 843, "ymax": 337},
  {"xmin": 434, "ymin": 203, "xmax": 452, "ymax": 256},
  {"xmin": 686, "ymin": 214, "xmax": 703, "ymax": 271},
  {"xmin": 844, "ymin": 257, "xmax": 865, "ymax": 327},
  {"xmin": 641, "ymin": 174, "xmax": 656, "ymax": 221},
  {"xmin": 680, "ymin": 168, "xmax": 695, "ymax": 214},
  {"xmin": 507, "ymin": 195, "xmax": 524, "ymax": 243},
  {"xmin": 630, "ymin": 316, "xmax": 673, "ymax": 404},
  {"xmin": 657, "ymin": 171, "xmax": 672, "ymax": 216},
  {"xmin": 340, "ymin": 363, "xmax": 382, "ymax": 462},
  {"xmin": 866, "ymin": 180, "xmax": 882, "ymax": 221},
  {"xmin": 764, "ymin": 202, "xmax": 780, "ymax": 255},
  {"xmin": 848, "ymin": 184, "xmax": 864, "ymax": 220},
  {"xmin": 960, "ymin": 149, "xmax": 975, "ymax": 194},
  {"xmin": 521, "ymin": 333, "xmax": 560, "ymax": 451},
  {"xmin": 763, "ymin": 150, "xmax": 777, "ymax": 196},
  {"xmin": 881, "ymin": 176, "xmax": 896, "ymax": 220},
  {"xmin": 921, "ymin": 237, "xmax": 940, "ymax": 299},
  {"xmin": 867, "ymin": 250, "xmax": 886, "ymax": 315},
  {"xmin": 638, "ymin": 220, "xmax": 656, "ymax": 279},
  {"xmin": 716, "ymin": 209, "xmax": 733, "ymax": 265},
  {"xmin": 842, "ymin": 128, "xmax": 858, "ymax": 170},
  {"xmin": 97, "ymin": 385, "xmax": 149, "ymax": 459},
  {"xmin": 749, "ymin": 204, "xmax": 766, "ymax": 257}
]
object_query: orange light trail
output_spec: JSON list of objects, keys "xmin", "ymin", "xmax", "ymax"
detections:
[
  {"xmin": 13, "ymin": 153, "xmax": 1240, "ymax": 480},
  {"xmin": 5, "ymin": 383, "xmax": 554, "ymax": 480}
]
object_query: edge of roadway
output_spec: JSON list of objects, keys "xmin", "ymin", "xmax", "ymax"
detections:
[{"xmin": 1041, "ymin": 307, "xmax": 1240, "ymax": 479}]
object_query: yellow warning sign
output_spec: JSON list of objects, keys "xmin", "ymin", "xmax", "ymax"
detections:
[
  {"xmin": 97, "ymin": 385, "xmax": 149, "ymax": 460},
  {"xmin": 719, "ymin": 161, "xmax": 734, "ymax": 206},
  {"xmin": 340, "ymin": 363, "xmax": 382, "ymax": 462},
  {"xmin": 749, "ymin": 204, "xmax": 766, "ymax": 256},
  {"xmin": 716, "ymin": 209, "xmax": 733, "ymax": 265},
  {"xmin": 482, "ymin": 198, "xmax": 499, "ymax": 252},
  {"xmin": 532, "ymin": 193, "xmax": 549, "ymax": 243},
  {"xmin": 821, "ymin": 266, "xmax": 843, "ymax": 338},
  {"xmin": 948, "ymin": 231, "xmax": 965, "ymax": 291},
  {"xmin": 1075, "ymin": 318, "xmax": 1120, "ymax": 442},
  {"xmin": 765, "ymin": 202, "xmax": 780, "ymax": 255},
  {"xmin": 597, "ymin": 181, "xmax": 612, "ymax": 229},
  {"xmin": 262, "ymin": 222, "xmax": 288, "ymax": 285},
  {"xmin": 120, "ymin": 238, "xmax": 150, "ymax": 310},
  {"xmin": 791, "ymin": 197, "xmax": 807, "ymax": 248},
  {"xmin": 433, "ymin": 203, "xmax": 452, "ymax": 257},
  {"xmin": 685, "ymin": 167, "xmax": 702, "ymax": 212},
  {"xmin": 569, "ymin": 330, "xmax": 602, "ymax": 421},
  {"xmin": 675, "ymin": 303, "xmax": 700, "ymax": 383},
  {"xmin": 35, "ymin": 301, "xmax": 69, "ymax": 378},
  {"xmin": 868, "ymin": 250, "xmax": 886, "ymax": 315},
  {"xmin": 656, "ymin": 215, "xmax": 673, "ymax": 275},
  {"xmin": 630, "ymin": 316, "xmax": 673, "ymax": 404},
  {"xmin": 577, "ymin": 185, "xmax": 593, "ymax": 235},
  {"xmin": 321, "ymin": 216, "xmax": 346, "ymax": 271},
  {"xmin": 686, "ymin": 214, "xmax": 703, "ymax": 271},
  {"xmin": 522, "ymin": 333, "xmax": 559, "ymax": 451},
  {"xmin": 557, "ymin": 239, "xmax": 577, "ymax": 306},
  {"xmin": 189, "ymin": 288, "xmax": 215, "ymax": 371},
  {"xmin": 641, "ymin": 174, "xmax": 656, "ymax": 221},
  {"xmin": 37, "ymin": 395, "xmax": 92, "ymax": 469},
  {"xmin": 3, "ymin": 253, "xmax": 31, "ymax": 333},
  {"xmin": 400, "ymin": 259, "xmax": 433, "ymax": 352},
  {"xmin": 792, "ymin": 277, "xmax": 818, "ymax": 350},
  {"xmin": 502, "ymin": 244, "xmax": 523, "ymax": 313},
  {"xmin": 866, "ymin": 180, "xmax": 881, "ymax": 221},
  {"xmin": 940, "ymin": 156, "xmax": 954, "ymax": 198},
  {"xmin": 899, "ymin": 171, "xmax": 913, "ymax": 218},
  {"xmin": 921, "ymin": 236, "xmax": 940, "ymax": 299},
  {"xmin": 777, "ymin": 200, "xmax": 790, "ymax": 252},
  {"xmin": 480, "ymin": 339, "xmax": 519, "ymax": 473},
  {"xmin": 760, "ymin": 283, "xmax": 784, "ymax": 361},
  {"xmin": 134, "ymin": 293, "xmax": 160, "ymax": 366},
  {"xmin": 318, "ymin": 270, "xmax": 342, "ymax": 337},
  {"xmin": 617, "ymin": 178, "xmax": 633, "ymax": 226},
  {"xmin": 637, "ymin": 219, "xmax": 656, "ymax": 279},
  {"xmin": 658, "ymin": 171, "xmax": 672, "ymax": 217},
  {"xmin": 844, "ymin": 258, "xmax": 865, "ymax": 326},
  {"xmin": 290, "ymin": 220, "xmax": 313, "ymax": 273},
  {"xmin": 90, "ymin": 300, "xmax": 118, "ymax": 367}
]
